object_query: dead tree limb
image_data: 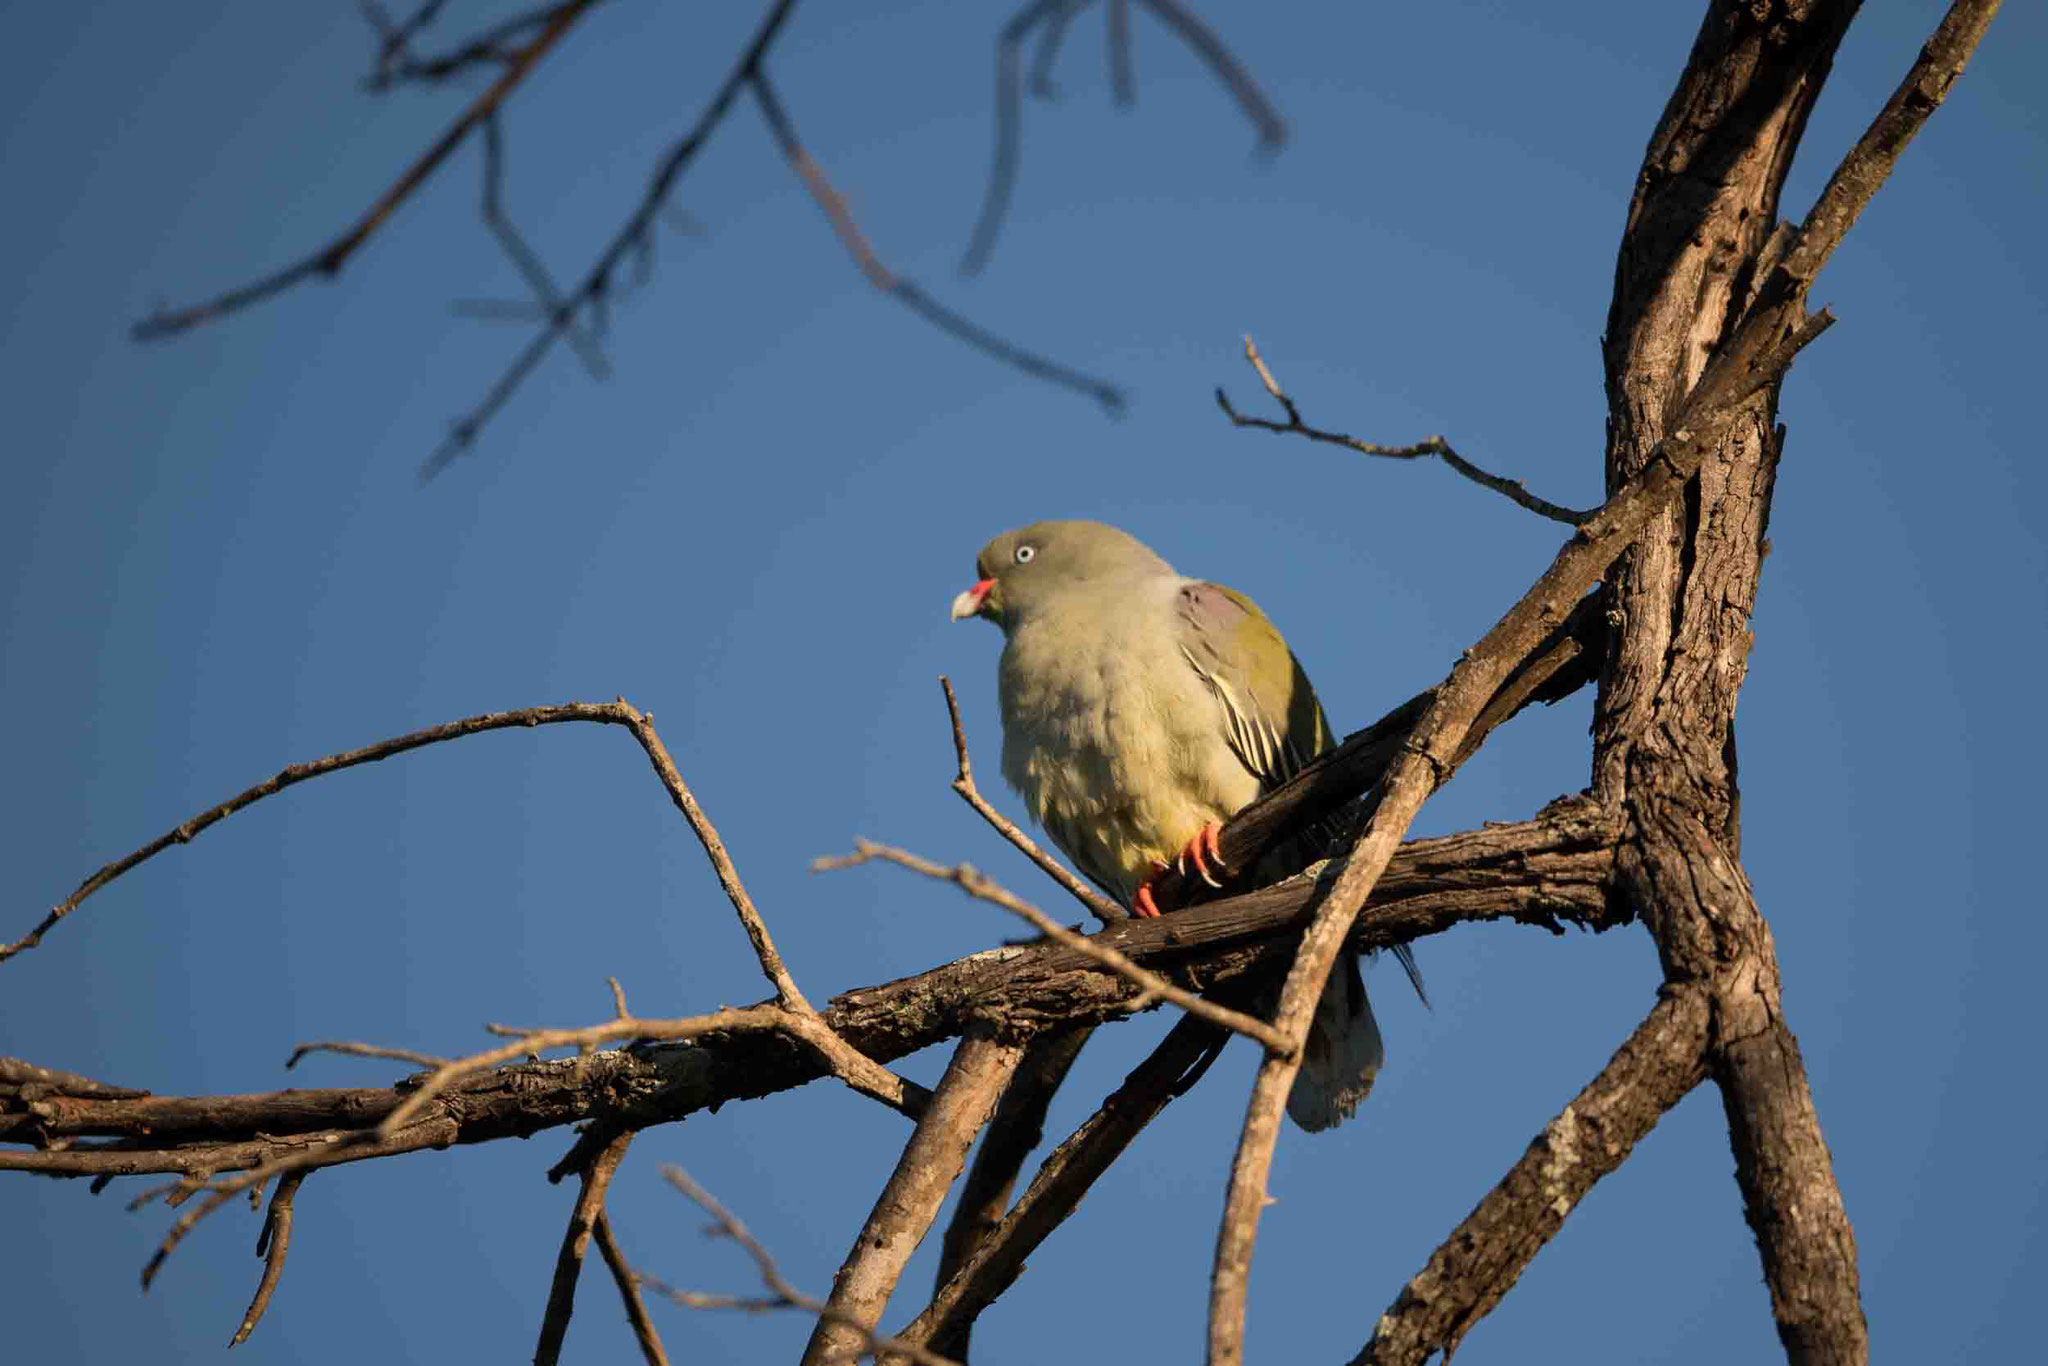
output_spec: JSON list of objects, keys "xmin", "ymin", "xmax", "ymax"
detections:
[
  {"xmin": 888, "ymin": 1010, "xmax": 1230, "ymax": 1358},
  {"xmin": 929, "ymin": 1024, "xmax": 1096, "ymax": 1361},
  {"xmin": 534, "ymin": 1129, "xmax": 636, "ymax": 1366},
  {"xmin": 592, "ymin": 1208, "xmax": 671, "ymax": 1366},
  {"xmin": 650, "ymin": 1168, "xmax": 963, "ymax": 1366},
  {"xmin": 1353, "ymin": 988, "xmax": 1714, "ymax": 1364},
  {"xmin": 800, "ymin": 1029, "xmax": 1027, "ymax": 1366},
  {"xmin": 3, "ymin": 809, "xmax": 1621, "ymax": 1180},
  {"xmin": 1207, "ymin": 278, "xmax": 1834, "ymax": 1364},
  {"xmin": 226, "ymin": 1169, "xmax": 307, "ymax": 1348},
  {"xmin": 1583, "ymin": 4, "xmax": 2000, "ymax": 1362}
]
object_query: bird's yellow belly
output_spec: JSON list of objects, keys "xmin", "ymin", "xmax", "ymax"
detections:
[{"xmin": 1002, "ymin": 685, "xmax": 1260, "ymax": 905}]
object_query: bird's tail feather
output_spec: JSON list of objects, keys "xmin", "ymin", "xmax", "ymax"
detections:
[{"xmin": 1286, "ymin": 954, "xmax": 1384, "ymax": 1133}]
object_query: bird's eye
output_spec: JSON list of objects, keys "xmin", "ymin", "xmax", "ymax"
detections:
[{"xmin": 1014, "ymin": 545, "xmax": 1036, "ymax": 564}]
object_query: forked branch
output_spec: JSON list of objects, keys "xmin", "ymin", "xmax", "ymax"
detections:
[
  {"xmin": 1216, "ymin": 335, "xmax": 1594, "ymax": 525},
  {"xmin": 652, "ymin": 1167, "xmax": 963, "ymax": 1366}
]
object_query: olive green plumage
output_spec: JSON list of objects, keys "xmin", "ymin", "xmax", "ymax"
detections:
[{"xmin": 951, "ymin": 518, "xmax": 1390, "ymax": 1132}]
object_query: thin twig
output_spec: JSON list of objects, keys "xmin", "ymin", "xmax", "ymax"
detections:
[
  {"xmin": 747, "ymin": 67, "xmax": 1123, "ymax": 414},
  {"xmin": 616, "ymin": 700, "xmax": 807, "ymax": 1010},
  {"xmin": 1029, "ymin": 0, "xmax": 1088, "ymax": 96},
  {"xmin": 476, "ymin": 112, "xmax": 609, "ymax": 379},
  {"xmin": 413, "ymin": 0, "xmax": 797, "ymax": 475},
  {"xmin": 593, "ymin": 1209, "xmax": 671, "ymax": 1366},
  {"xmin": 358, "ymin": 0, "xmax": 454, "ymax": 87},
  {"xmin": 132, "ymin": 1, "xmax": 597, "ymax": 341},
  {"xmin": 657, "ymin": 1166, "xmax": 965, "ymax": 1366},
  {"xmin": 364, "ymin": 0, "xmax": 576, "ymax": 90},
  {"xmin": 1136, "ymin": 0, "xmax": 1286, "ymax": 147},
  {"xmin": 1217, "ymin": 336, "xmax": 1594, "ymax": 525},
  {"xmin": 10, "ymin": 701, "xmax": 635, "ymax": 964},
  {"xmin": 1107, "ymin": 0, "xmax": 1135, "ymax": 106},
  {"xmin": 938, "ymin": 676, "xmax": 1125, "ymax": 922},
  {"xmin": 284, "ymin": 1041, "xmax": 449, "ymax": 1072},
  {"xmin": 535, "ymin": 1130, "xmax": 635, "ymax": 1366},
  {"xmin": 816, "ymin": 840, "xmax": 1292, "ymax": 1053},
  {"xmin": 11, "ymin": 694, "xmax": 881, "ymax": 1126},
  {"xmin": 227, "ymin": 1169, "xmax": 306, "ymax": 1347},
  {"xmin": 963, "ymin": 0, "xmax": 1283, "ymax": 274}
]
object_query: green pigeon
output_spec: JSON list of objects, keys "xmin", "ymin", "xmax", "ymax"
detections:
[{"xmin": 951, "ymin": 518, "xmax": 1409, "ymax": 1131}]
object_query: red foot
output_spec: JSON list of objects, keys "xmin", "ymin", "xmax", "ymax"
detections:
[
  {"xmin": 1175, "ymin": 821, "xmax": 1229, "ymax": 889},
  {"xmin": 1133, "ymin": 880, "xmax": 1164, "ymax": 918},
  {"xmin": 1133, "ymin": 823, "xmax": 1231, "ymax": 917}
]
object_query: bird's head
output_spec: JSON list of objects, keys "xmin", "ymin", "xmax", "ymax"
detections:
[{"xmin": 949, "ymin": 520, "xmax": 1173, "ymax": 631}]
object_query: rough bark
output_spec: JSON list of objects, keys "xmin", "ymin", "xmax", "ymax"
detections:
[
  {"xmin": 931, "ymin": 1024, "xmax": 1096, "ymax": 1361},
  {"xmin": 1354, "ymin": 988, "xmax": 1714, "ymax": 1365},
  {"xmin": 2, "ymin": 814, "xmax": 1620, "ymax": 1180},
  {"xmin": 1595, "ymin": 3, "xmax": 1877, "ymax": 1361},
  {"xmin": 800, "ymin": 1029, "xmax": 1025, "ymax": 1366}
]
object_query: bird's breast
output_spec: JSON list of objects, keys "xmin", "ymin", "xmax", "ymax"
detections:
[{"xmin": 995, "ymin": 608, "xmax": 1261, "ymax": 900}]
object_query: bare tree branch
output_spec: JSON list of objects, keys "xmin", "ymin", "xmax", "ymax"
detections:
[
  {"xmin": 817, "ymin": 840, "xmax": 1293, "ymax": 1052},
  {"xmin": 1582, "ymin": 7, "xmax": 2001, "ymax": 1363},
  {"xmin": 1775, "ymin": 0, "xmax": 2003, "ymax": 289},
  {"xmin": 963, "ymin": 0, "xmax": 1283, "ymax": 274},
  {"xmin": 1136, "ymin": 0, "xmax": 1286, "ymax": 147},
  {"xmin": 1216, "ymin": 335, "xmax": 1595, "ymax": 525},
  {"xmin": 1355, "ymin": 988, "xmax": 1713, "ymax": 1364},
  {"xmin": 10, "ymin": 700, "xmax": 644, "ymax": 964},
  {"xmin": 748, "ymin": 65, "xmax": 1124, "ymax": 415},
  {"xmin": 800, "ymin": 1031, "xmax": 1025, "ymax": 1365},
  {"xmin": 652, "ymin": 1167, "xmax": 963, "ymax": 1366},
  {"xmin": 285, "ymin": 1041, "xmax": 450, "ymax": 1072},
  {"xmin": 888, "ymin": 1011, "xmax": 1227, "ymax": 1358},
  {"xmin": 1138, "ymin": 590, "xmax": 1605, "ymax": 915},
  {"xmin": 535, "ymin": 1129, "xmax": 635, "ymax": 1366},
  {"xmin": 227, "ymin": 1169, "xmax": 306, "ymax": 1348},
  {"xmin": 4, "ymin": 812, "xmax": 1619, "ymax": 1179},
  {"xmin": 1107, "ymin": 0, "xmax": 1134, "ymax": 106},
  {"xmin": 109, "ymin": 998, "xmax": 931, "ymax": 1288},
  {"xmin": 929, "ymin": 1024, "xmax": 1094, "ymax": 1360},
  {"xmin": 939, "ymin": 676, "xmax": 1126, "ymax": 923},
  {"xmin": 132, "ymin": 1, "xmax": 598, "ymax": 342},
  {"xmin": 8, "ymin": 691, "xmax": 929, "ymax": 1122},
  {"xmin": 1206, "ymin": 257, "xmax": 1838, "ymax": 1364},
  {"xmin": 593, "ymin": 1208, "xmax": 671, "ymax": 1366},
  {"xmin": 473, "ymin": 112, "xmax": 609, "ymax": 379},
  {"xmin": 137, "ymin": 0, "xmax": 1128, "ymax": 475},
  {"xmin": 363, "ymin": 0, "xmax": 581, "ymax": 90},
  {"xmin": 0, "ymin": 1057, "xmax": 149, "ymax": 1101}
]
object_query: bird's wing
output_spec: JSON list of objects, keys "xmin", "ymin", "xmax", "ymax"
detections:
[
  {"xmin": 1177, "ymin": 580, "xmax": 1429, "ymax": 1007},
  {"xmin": 1173, "ymin": 580, "xmax": 1333, "ymax": 787}
]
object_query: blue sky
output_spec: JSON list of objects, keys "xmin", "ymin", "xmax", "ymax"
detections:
[{"xmin": 3, "ymin": 3, "xmax": 2042, "ymax": 1362}]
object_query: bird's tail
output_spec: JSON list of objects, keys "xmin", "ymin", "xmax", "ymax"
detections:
[{"xmin": 1286, "ymin": 954, "xmax": 1384, "ymax": 1133}]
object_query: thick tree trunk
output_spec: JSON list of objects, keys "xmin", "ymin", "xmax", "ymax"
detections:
[{"xmin": 1596, "ymin": 3, "xmax": 1869, "ymax": 1360}]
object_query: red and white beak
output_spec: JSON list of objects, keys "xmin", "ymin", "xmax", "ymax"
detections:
[{"xmin": 950, "ymin": 577, "xmax": 995, "ymax": 621}]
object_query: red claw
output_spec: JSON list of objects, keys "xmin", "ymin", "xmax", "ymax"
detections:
[
  {"xmin": 1175, "ymin": 821, "xmax": 1229, "ymax": 890},
  {"xmin": 1134, "ymin": 822, "xmax": 1230, "ymax": 918},
  {"xmin": 1133, "ymin": 881, "xmax": 1163, "ymax": 918}
]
